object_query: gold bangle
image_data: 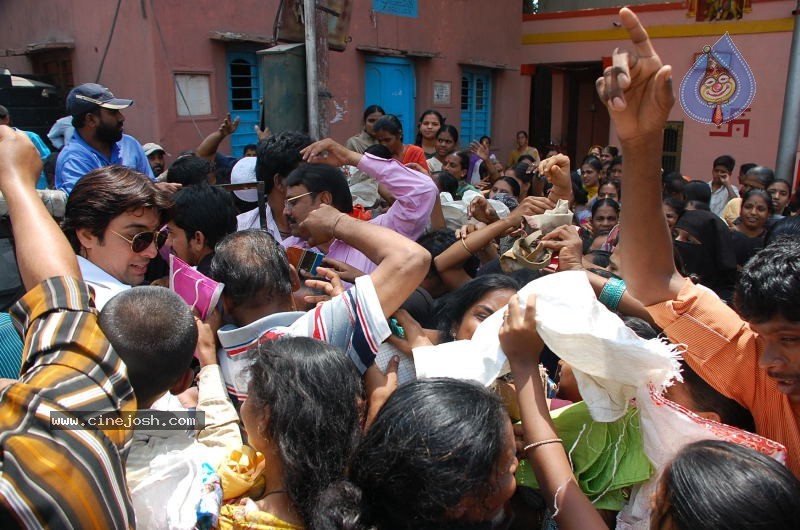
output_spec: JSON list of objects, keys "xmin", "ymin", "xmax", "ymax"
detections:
[
  {"xmin": 460, "ymin": 237, "xmax": 475, "ymax": 255},
  {"xmin": 523, "ymin": 438, "xmax": 563, "ymax": 452}
]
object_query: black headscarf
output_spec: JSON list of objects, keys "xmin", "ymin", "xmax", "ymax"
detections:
[{"xmin": 674, "ymin": 209, "xmax": 737, "ymax": 303}]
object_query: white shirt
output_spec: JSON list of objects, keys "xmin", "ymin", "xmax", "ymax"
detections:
[
  {"xmin": 77, "ymin": 255, "xmax": 130, "ymax": 309},
  {"xmin": 236, "ymin": 204, "xmax": 283, "ymax": 243},
  {"xmin": 708, "ymin": 181, "xmax": 739, "ymax": 218}
]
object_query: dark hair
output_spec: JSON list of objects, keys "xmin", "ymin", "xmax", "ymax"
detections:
[
  {"xmin": 166, "ymin": 154, "xmax": 213, "ymax": 186},
  {"xmin": 364, "ymin": 143, "xmax": 392, "ymax": 160},
  {"xmin": 374, "ymin": 114, "xmax": 404, "ymax": 137},
  {"xmin": 621, "ymin": 315, "xmax": 659, "ymax": 340},
  {"xmin": 516, "ymin": 130, "xmax": 528, "ymax": 139},
  {"xmin": 0, "ymin": 105, "xmax": 8, "ymax": 119},
  {"xmin": 657, "ymin": 440, "xmax": 800, "ymax": 530},
  {"xmin": 436, "ymin": 124, "xmax": 459, "ymax": 145},
  {"xmin": 735, "ymin": 235, "xmax": 800, "ymax": 323},
  {"xmin": 479, "ymin": 135, "xmax": 491, "ymax": 144},
  {"xmin": 62, "ymin": 165, "xmax": 173, "ymax": 253},
  {"xmin": 591, "ymin": 197, "xmax": 620, "ymax": 217},
  {"xmin": 431, "ymin": 171, "xmax": 459, "ymax": 196},
  {"xmin": 362, "ymin": 104, "xmax": 385, "ymax": 122},
  {"xmin": 414, "ymin": 110, "xmax": 444, "ymax": 146},
  {"xmin": 172, "ymin": 184, "xmax": 237, "ymax": 250},
  {"xmin": 249, "ymin": 336, "xmax": 362, "ymax": 527},
  {"xmin": 684, "ymin": 180, "xmax": 712, "ymax": 206},
  {"xmin": 255, "ymin": 131, "xmax": 313, "ymax": 194},
  {"xmin": 740, "ymin": 188, "xmax": 774, "ymax": 216},
  {"xmin": 663, "ymin": 172, "xmax": 687, "ymax": 199},
  {"xmin": 242, "ymin": 143, "xmax": 258, "ymax": 156},
  {"xmin": 98, "ymin": 287, "xmax": 197, "ymax": 404},
  {"xmin": 215, "ymin": 166, "xmax": 232, "ymax": 185},
  {"xmin": 739, "ymin": 162, "xmax": 758, "ymax": 176},
  {"xmin": 416, "ymin": 229, "xmax": 479, "ymax": 278},
  {"xmin": 764, "ymin": 216, "xmax": 800, "ymax": 247},
  {"xmin": 743, "ymin": 165, "xmax": 775, "ymax": 188},
  {"xmin": 581, "ymin": 155, "xmax": 603, "ymax": 173},
  {"xmin": 712, "ymin": 155, "xmax": 736, "ymax": 173},
  {"xmin": 509, "ymin": 163, "xmax": 533, "ymax": 185},
  {"xmin": 662, "ymin": 196, "xmax": 686, "ymax": 219},
  {"xmin": 517, "ymin": 154, "xmax": 536, "ymax": 165},
  {"xmin": 447, "ymin": 150, "xmax": 470, "ymax": 173},
  {"xmin": 492, "ymin": 176, "xmax": 521, "ymax": 199},
  {"xmin": 599, "ymin": 178, "xmax": 622, "ymax": 200},
  {"xmin": 608, "ymin": 156, "xmax": 623, "ymax": 171},
  {"xmin": 284, "ymin": 163, "xmax": 353, "ymax": 214},
  {"xmin": 43, "ymin": 152, "xmax": 58, "ymax": 189},
  {"xmin": 315, "ymin": 378, "xmax": 508, "ymax": 530},
  {"xmin": 435, "ymin": 274, "xmax": 520, "ymax": 342},
  {"xmin": 570, "ymin": 171, "xmax": 589, "ymax": 206},
  {"xmin": 71, "ymin": 108, "xmax": 100, "ymax": 129},
  {"xmin": 603, "ymin": 145, "xmax": 619, "ymax": 157},
  {"xmin": 210, "ymin": 230, "xmax": 293, "ymax": 308},
  {"xmin": 679, "ymin": 362, "xmax": 755, "ymax": 431}
]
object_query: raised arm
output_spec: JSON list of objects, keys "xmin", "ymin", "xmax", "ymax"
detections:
[
  {"xmin": 470, "ymin": 141, "xmax": 499, "ymax": 183},
  {"xmin": 0, "ymin": 126, "xmax": 80, "ymax": 287},
  {"xmin": 195, "ymin": 113, "xmax": 240, "ymax": 160},
  {"xmin": 595, "ymin": 8, "xmax": 683, "ymax": 306},
  {"xmin": 501, "ymin": 294, "xmax": 606, "ymax": 530},
  {"xmin": 302, "ymin": 138, "xmax": 438, "ymax": 239},
  {"xmin": 299, "ymin": 204, "xmax": 429, "ymax": 318}
]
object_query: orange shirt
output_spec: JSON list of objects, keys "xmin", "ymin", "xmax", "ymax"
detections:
[
  {"xmin": 401, "ymin": 144, "xmax": 428, "ymax": 169},
  {"xmin": 647, "ymin": 278, "xmax": 800, "ymax": 476}
]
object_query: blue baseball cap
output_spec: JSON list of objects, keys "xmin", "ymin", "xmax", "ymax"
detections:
[{"xmin": 66, "ymin": 83, "xmax": 133, "ymax": 116}]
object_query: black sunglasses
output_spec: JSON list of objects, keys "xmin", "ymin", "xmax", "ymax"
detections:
[{"xmin": 110, "ymin": 229, "xmax": 168, "ymax": 253}]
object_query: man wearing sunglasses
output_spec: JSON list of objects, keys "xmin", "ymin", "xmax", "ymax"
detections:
[{"xmin": 62, "ymin": 165, "xmax": 172, "ymax": 309}]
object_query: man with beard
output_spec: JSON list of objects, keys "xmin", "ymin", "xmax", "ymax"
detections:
[{"xmin": 55, "ymin": 83, "xmax": 154, "ymax": 194}]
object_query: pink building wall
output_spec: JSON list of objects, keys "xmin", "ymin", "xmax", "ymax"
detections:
[
  {"xmin": 521, "ymin": 1, "xmax": 798, "ymax": 183},
  {"xmin": 1, "ymin": 0, "xmax": 530, "ymax": 163}
]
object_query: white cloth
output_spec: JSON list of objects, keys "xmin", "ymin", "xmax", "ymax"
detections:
[
  {"xmin": 427, "ymin": 157, "xmax": 443, "ymax": 173},
  {"xmin": 439, "ymin": 190, "xmax": 511, "ymax": 232},
  {"xmin": 342, "ymin": 164, "xmax": 380, "ymax": 208},
  {"xmin": 77, "ymin": 255, "xmax": 130, "ymax": 310},
  {"xmin": 414, "ymin": 271, "xmax": 679, "ymax": 419},
  {"xmin": 236, "ymin": 204, "xmax": 283, "ymax": 243},
  {"xmin": 413, "ymin": 270, "xmax": 785, "ymax": 530},
  {"xmin": 127, "ymin": 365, "xmax": 243, "ymax": 530}
]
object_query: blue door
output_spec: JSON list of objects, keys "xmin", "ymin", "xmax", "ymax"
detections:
[
  {"xmin": 227, "ymin": 51, "xmax": 262, "ymax": 158},
  {"xmin": 364, "ymin": 56, "xmax": 415, "ymax": 144},
  {"xmin": 460, "ymin": 70, "xmax": 492, "ymax": 144}
]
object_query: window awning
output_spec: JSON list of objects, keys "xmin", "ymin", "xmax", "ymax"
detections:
[
  {"xmin": 458, "ymin": 59, "xmax": 517, "ymax": 71},
  {"xmin": 0, "ymin": 40, "xmax": 74, "ymax": 57},
  {"xmin": 209, "ymin": 31, "xmax": 274, "ymax": 45},
  {"xmin": 356, "ymin": 45, "xmax": 439, "ymax": 58}
]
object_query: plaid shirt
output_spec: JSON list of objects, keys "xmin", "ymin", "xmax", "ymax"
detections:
[{"xmin": 0, "ymin": 277, "xmax": 136, "ymax": 529}]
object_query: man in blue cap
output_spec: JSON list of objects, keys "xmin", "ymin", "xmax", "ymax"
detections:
[{"xmin": 55, "ymin": 83, "xmax": 155, "ymax": 194}]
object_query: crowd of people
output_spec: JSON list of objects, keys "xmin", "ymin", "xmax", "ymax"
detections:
[{"xmin": 1, "ymin": 7, "xmax": 800, "ymax": 530}]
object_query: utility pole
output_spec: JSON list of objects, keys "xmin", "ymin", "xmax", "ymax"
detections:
[
  {"xmin": 303, "ymin": 0, "xmax": 329, "ymax": 139},
  {"xmin": 775, "ymin": 0, "xmax": 800, "ymax": 184}
]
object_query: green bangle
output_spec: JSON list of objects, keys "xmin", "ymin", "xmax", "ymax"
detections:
[{"xmin": 598, "ymin": 277, "xmax": 626, "ymax": 312}]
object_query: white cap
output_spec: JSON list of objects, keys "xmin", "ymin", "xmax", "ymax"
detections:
[
  {"xmin": 230, "ymin": 156, "xmax": 258, "ymax": 202},
  {"xmin": 142, "ymin": 142, "xmax": 167, "ymax": 156}
]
